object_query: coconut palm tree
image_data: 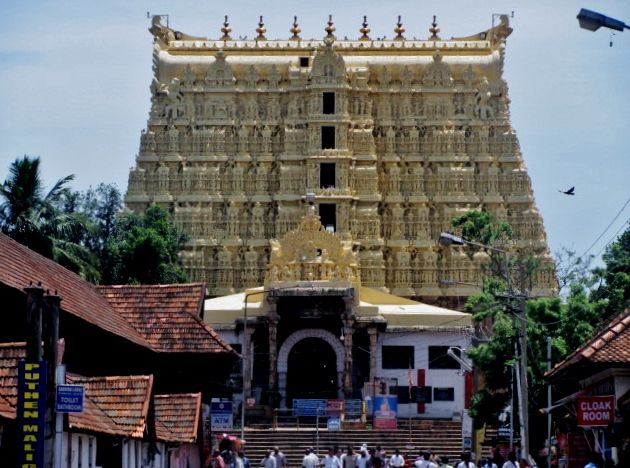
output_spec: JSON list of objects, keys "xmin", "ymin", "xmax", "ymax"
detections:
[{"xmin": 0, "ymin": 156, "xmax": 100, "ymax": 281}]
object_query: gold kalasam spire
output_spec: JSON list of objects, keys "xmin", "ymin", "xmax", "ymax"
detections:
[
  {"xmin": 359, "ymin": 15, "xmax": 371, "ymax": 41},
  {"xmin": 221, "ymin": 15, "xmax": 232, "ymax": 40},
  {"xmin": 256, "ymin": 15, "xmax": 267, "ymax": 41},
  {"xmin": 394, "ymin": 15, "xmax": 406, "ymax": 40},
  {"xmin": 325, "ymin": 14, "xmax": 336, "ymax": 39},
  {"xmin": 290, "ymin": 16, "xmax": 301, "ymax": 40},
  {"xmin": 429, "ymin": 15, "xmax": 441, "ymax": 40}
]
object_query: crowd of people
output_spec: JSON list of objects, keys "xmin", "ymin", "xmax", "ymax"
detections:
[{"xmin": 208, "ymin": 444, "xmax": 533, "ymax": 468}]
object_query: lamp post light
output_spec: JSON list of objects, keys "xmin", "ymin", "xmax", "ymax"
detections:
[
  {"xmin": 577, "ymin": 8, "xmax": 629, "ymax": 32},
  {"xmin": 438, "ymin": 232, "xmax": 529, "ymax": 460}
]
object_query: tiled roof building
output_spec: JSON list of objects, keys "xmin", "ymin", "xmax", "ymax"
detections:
[
  {"xmin": 0, "ymin": 342, "xmax": 25, "ymax": 420},
  {"xmin": 66, "ymin": 373, "xmax": 154, "ymax": 438},
  {"xmin": 154, "ymin": 393, "xmax": 202, "ymax": 443},
  {"xmin": 97, "ymin": 284, "xmax": 233, "ymax": 354},
  {"xmin": 547, "ymin": 308, "xmax": 630, "ymax": 379}
]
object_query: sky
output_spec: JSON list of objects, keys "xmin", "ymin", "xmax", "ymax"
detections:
[{"xmin": 1, "ymin": 1, "xmax": 629, "ymax": 265}]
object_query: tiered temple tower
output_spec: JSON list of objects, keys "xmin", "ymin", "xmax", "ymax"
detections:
[{"xmin": 125, "ymin": 15, "xmax": 556, "ymax": 302}]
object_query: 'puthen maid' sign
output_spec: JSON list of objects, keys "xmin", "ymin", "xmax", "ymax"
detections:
[
  {"xmin": 56, "ymin": 384, "xmax": 84, "ymax": 413},
  {"xmin": 576, "ymin": 396, "xmax": 615, "ymax": 427}
]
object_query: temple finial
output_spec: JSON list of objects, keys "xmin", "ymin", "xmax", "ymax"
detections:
[
  {"xmin": 394, "ymin": 15, "xmax": 406, "ymax": 41},
  {"xmin": 359, "ymin": 15, "xmax": 371, "ymax": 41},
  {"xmin": 325, "ymin": 14, "xmax": 336, "ymax": 38},
  {"xmin": 429, "ymin": 15, "xmax": 441, "ymax": 40},
  {"xmin": 290, "ymin": 15, "xmax": 302, "ymax": 41},
  {"xmin": 221, "ymin": 15, "xmax": 232, "ymax": 41},
  {"xmin": 256, "ymin": 15, "xmax": 267, "ymax": 41}
]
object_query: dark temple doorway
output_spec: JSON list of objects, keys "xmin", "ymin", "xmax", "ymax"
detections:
[{"xmin": 286, "ymin": 337, "xmax": 338, "ymax": 406}]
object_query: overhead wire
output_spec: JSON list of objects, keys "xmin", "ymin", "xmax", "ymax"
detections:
[
  {"xmin": 580, "ymin": 196, "xmax": 630, "ymax": 258},
  {"xmin": 594, "ymin": 219, "xmax": 630, "ymax": 258}
]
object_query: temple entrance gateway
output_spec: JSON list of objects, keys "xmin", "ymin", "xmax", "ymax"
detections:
[
  {"xmin": 286, "ymin": 337, "xmax": 338, "ymax": 405},
  {"xmin": 277, "ymin": 328, "xmax": 345, "ymax": 407}
]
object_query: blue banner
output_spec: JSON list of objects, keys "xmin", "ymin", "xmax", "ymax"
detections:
[
  {"xmin": 17, "ymin": 360, "xmax": 47, "ymax": 467},
  {"xmin": 292, "ymin": 399, "xmax": 326, "ymax": 416}
]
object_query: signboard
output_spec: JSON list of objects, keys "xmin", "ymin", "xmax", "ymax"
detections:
[
  {"xmin": 374, "ymin": 395, "xmax": 397, "ymax": 429},
  {"xmin": 17, "ymin": 361, "xmax": 46, "ymax": 468},
  {"xmin": 210, "ymin": 399, "xmax": 233, "ymax": 430},
  {"xmin": 56, "ymin": 384, "xmax": 84, "ymax": 413},
  {"xmin": 326, "ymin": 399, "xmax": 344, "ymax": 416},
  {"xmin": 577, "ymin": 396, "xmax": 615, "ymax": 427},
  {"xmin": 292, "ymin": 399, "xmax": 326, "ymax": 417},
  {"xmin": 412, "ymin": 386, "xmax": 433, "ymax": 404},
  {"xmin": 344, "ymin": 399, "xmax": 362, "ymax": 417},
  {"xmin": 327, "ymin": 417, "xmax": 341, "ymax": 431}
]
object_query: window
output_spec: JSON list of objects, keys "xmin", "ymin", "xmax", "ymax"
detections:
[
  {"xmin": 428, "ymin": 346, "xmax": 460, "ymax": 370},
  {"xmin": 391, "ymin": 386, "xmax": 412, "ymax": 403},
  {"xmin": 382, "ymin": 345, "xmax": 414, "ymax": 369},
  {"xmin": 323, "ymin": 92, "xmax": 335, "ymax": 114},
  {"xmin": 320, "ymin": 163, "xmax": 336, "ymax": 188},
  {"xmin": 433, "ymin": 387, "xmax": 455, "ymax": 401},
  {"xmin": 299, "ymin": 57, "xmax": 309, "ymax": 67},
  {"xmin": 321, "ymin": 126, "xmax": 335, "ymax": 149},
  {"xmin": 319, "ymin": 203, "xmax": 336, "ymax": 232}
]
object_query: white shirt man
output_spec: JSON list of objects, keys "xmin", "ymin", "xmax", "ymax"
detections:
[
  {"xmin": 357, "ymin": 451, "xmax": 370, "ymax": 468},
  {"xmin": 389, "ymin": 451, "xmax": 405, "ymax": 468},
  {"xmin": 261, "ymin": 452, "xmax": 277, "ymax": 468},
  {"xmin": 324, "ymin": 451, "xmax": 341, "ymax": 468},
  {"xmin": 303, "ymin": 449, "xmax": 319, "ymax": 468}
]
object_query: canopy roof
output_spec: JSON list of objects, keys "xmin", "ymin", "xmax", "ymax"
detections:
[{"xmin": 204, "ymin": 285, "xmax": 472, "ymax": 329}]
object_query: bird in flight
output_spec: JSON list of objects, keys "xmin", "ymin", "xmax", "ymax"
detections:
[{"xmin": 559, "ymin": 186, "xmax": 575, "ymax": 196}]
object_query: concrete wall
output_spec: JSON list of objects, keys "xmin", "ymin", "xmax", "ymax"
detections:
[{"xmin": 377, "ymin": 331, "xmax": 471, "ymax": 418}]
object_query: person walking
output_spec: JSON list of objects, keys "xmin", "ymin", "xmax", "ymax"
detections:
[
  {"xmin": 239, "ymin": 451, "xmax": 251, "ymax": 468},
  {"xmin": 389, "ymin": 450, "xmax": 405, "ymax": 468},
  {"xmin": 415, "ymin": 451, "xmax": 437, "ymax": 468},
  {"xmin": 324, "ymin": 447, "xmax": 342, "ymax": 468},
  {"xmin": 261, "ymin": 450, "xmax": 277, "ymax": 468},
  {"xmin": 500, "ymin": 452, "xmax": 518, "ymax": 468},
  {"xmin": 454, "ymin": 452, "xmax": 476, "ymax": 468},
  {"xmin": 358, "ymin": 449, "xmax": 371, "ymax": 468},
  {"xmin": 274, "ymin": 446, "xmax": 288, "ymax": 468},
  {"xmin": 343, "ymin": 446, "xmax": 358, "ymax": 468},
  {"xmin": 435, "ymin": 456, "xmax": 453, "ymax": 468},
  {"xmin": 303, "ymin": 448, "xmax": 320, "ymax": 468}
]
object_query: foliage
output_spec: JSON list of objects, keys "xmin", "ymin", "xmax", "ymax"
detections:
[
  {"xmin": 0, "ymin": 156, "xmax": 99, "ymax": 281},
  {"xmin": 591, "ymin": 227, "xmax": 630, "ymax": 320},
  {"xmin": 101, "ymin": 205, "xmax": 188, "ymax": 285},
  {"xmin": 451, "ymin": 210, "xmax": 620, "ymax": 433}
]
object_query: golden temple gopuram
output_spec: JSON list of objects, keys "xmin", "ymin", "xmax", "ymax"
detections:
[{"xmin": 125, "ymin": 15, "xmax": 555, "ymax": 302}]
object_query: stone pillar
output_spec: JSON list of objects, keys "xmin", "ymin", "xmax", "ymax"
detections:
[
  {"xmin": 278, "ymin": 371, "xmax": 288, "ymax": 408},
  {"xmin": 268, "ymin": 310, "xmax": 279, "ymax": 390},
  {"xmin": 242, "ymin": 326, "xmax": 254, "ymax": 399},
  {"xmin": 368, "ymin": 326, "xmax": 378, "ymax": 383},
  {"xmin": 343, "ymin": 319, "xmax": 355, "ymax": 397}
]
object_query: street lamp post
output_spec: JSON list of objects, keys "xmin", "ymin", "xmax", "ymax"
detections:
[
  {"xmin": 438, "ymin": 232, "xmax": 529, "ymax": 460},
  {"xmin": 577, "ymin": 8, "xmax": 629, "ymax": 32}
]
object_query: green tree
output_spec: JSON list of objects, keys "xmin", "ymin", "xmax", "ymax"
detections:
[
  {"xmin": 102, "ymin": 205, "xmax": 188, "ymax": 284},
  {"xmin": 591, "ymin": 226, "xmax": 630, "ymax": 319},
  {"xmin": 0, "ymin": 156, "xmax": 99, "ymax": 281},
  {"xmin": 453, "ymin": 210, "xmax": 625, "ymax": 456}
]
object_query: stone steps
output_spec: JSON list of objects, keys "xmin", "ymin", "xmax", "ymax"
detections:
[{"xmin": 228, "ymin": 421, "xmax": 464, "ymax": 466}]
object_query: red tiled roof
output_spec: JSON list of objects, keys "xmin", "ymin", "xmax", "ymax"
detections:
[
  {"xmin": 547, "ymin": 309, "xmax": 630, "ymax": 378},
  {"xmin": 0, "ymin": 342, "xmax": 26, "ymax": 419},
  {"xmin": 66, "ymin": 373, "xmax": 153, "ymax": 438},
  {"xmin": 97, "ymin": 284, "xmax": 233, "ymax": 354},
  {"xmin": 0, "ymin": 234, "xmax": 150, "ymax": 349},
  {"xmin": 154, "ymin": 393, "xmax": 201, "ymax": 443}
]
